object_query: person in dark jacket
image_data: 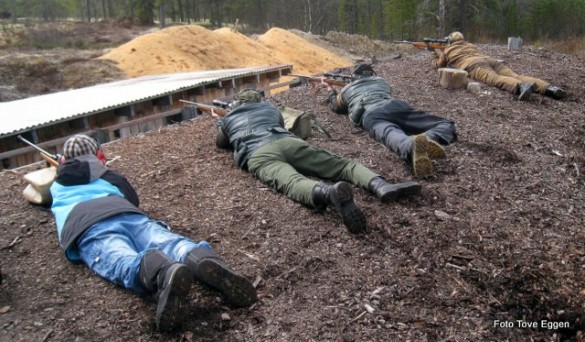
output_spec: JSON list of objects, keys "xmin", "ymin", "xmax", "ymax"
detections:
[
  {"xmin": 215, "ymin": 89, "xmax": 422, "ymax": 234},
  {"xmin": 432, "ymin": 31, "xmax": 567, "ymax": 101},
  {"xmin": 50, "ymin": 134, "xmax": 257, "ymax": 332},
  {"xmin": 324, "ymin": 64, "xmax": 458, "ymax": 178}
]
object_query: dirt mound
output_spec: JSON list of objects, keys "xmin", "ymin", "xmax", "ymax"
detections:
[
  {"xmin": 0, "ymin": 49, "xmax": 125, "ymax": 101},
  {"xmin": 100, "ymin": 25, "xmax": 352, "ymax": 78},
  {"xmin": 256, "ymin": 28, "xmax": 352, "ymax": 73}
]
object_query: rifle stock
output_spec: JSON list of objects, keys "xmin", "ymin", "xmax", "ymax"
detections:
[
  {"xmin": 40, "ymin": 153, "xmax": 59, "ymax": 168},
  {"xmin": 290, "ymin": 74, "xmax": 349, "ymax": 87},
  {"xmin": 180, "ymin": 99, "xmax": 229, "ymax": 117},
  {"xmin": 17, "ymin": 135, "xmax": 60, "ymax": 167}
]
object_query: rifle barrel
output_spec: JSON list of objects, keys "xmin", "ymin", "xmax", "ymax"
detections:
[
  {"xmin": 179, "ymin": 100, "xmax": 228, "ymax": 116},
  {"xmin": 290, "ymin": 74, "xmax": 348, "ymax": 87},
  {"xmin": 17, "ymin": 135, "xmax": 57, "ymax": 159}
]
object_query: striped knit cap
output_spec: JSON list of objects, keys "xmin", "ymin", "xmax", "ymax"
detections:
[{"xmin": 63, "ymin": 134, "xmax": 99, "ymax": 158}]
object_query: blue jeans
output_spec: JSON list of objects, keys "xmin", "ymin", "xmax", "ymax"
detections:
[{"xmin": 76, "ymin": 212, "xmax": 211, "ymax": 293}]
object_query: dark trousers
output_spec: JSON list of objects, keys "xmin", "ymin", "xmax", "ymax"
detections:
[{"xmin": 362, "ymin": 99, "xmax": 457, "ymax": 161}]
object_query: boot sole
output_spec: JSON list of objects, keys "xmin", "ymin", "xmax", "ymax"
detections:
[
  {"xmin": 518, "ymin": 84, "xmax": 534, "ymax": 101},
  {"xmin": 427, "ymin": 139, "xmax": 446, "ymax": 159},
  {"xmin": 330, "ymin": 182, "xmax": 367, "ymax": 234},
  {"xmin": 379, "ymin": 182, "xmax": 422, "ymax": 203},
  {"xmin": 156, "ymin": 265, "xmax": 192, "ymax": 332},
  {"xmin": 518, "ymin": 91, "xmax": 532, "ymax": 101},
  {"xmin": 196, "ymin": 259, "xmax": 257, "ymax": 308},
  {"xmin": 413, "ymin": 135, "xmax": 433, "ymax": 178}
]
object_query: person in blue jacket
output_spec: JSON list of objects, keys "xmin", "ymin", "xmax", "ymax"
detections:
[{"xmin": 50, "ymin": 134, "xmax": 257, "ymax": 332}]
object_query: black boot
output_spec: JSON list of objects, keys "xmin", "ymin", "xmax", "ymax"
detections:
[
  {"xmin": 138, "ymin": 250, "xmax": 192, "ymax": 332},
  {"xmin": 368, "ymin": 177, "xmax": 421, "ymax": 203},
  {"xmin": 312, "ymin": 182, "xmax": 367, "ymax": 234},
  {"xmin": 184, "ymin": 248, "xmax": 257, "ymax": 308},
  {"xmin": 544, "ymin": 85, "xmax": 567, "ymax": 100},
  {"xmin": 517, "ymin": 82, "xmax": 535, "ymax": 101}
]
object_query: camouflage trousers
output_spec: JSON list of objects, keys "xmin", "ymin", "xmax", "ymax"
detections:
[
  {"xmin": 247, "ymin": 137, "xmax": 378, "ymax": 208},
  {"xmin": 469, "ymin": 60, "xmax": 549, "ymax": 94}
]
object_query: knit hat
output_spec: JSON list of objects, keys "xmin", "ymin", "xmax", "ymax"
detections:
[
  {"xmin": 63, "ymin": 134, "xmax": 99, "ymax": 158},
  {"xmin": 448, "ymin": 31, "xmax": 464, "ymax": 42},
  {"xmin": 351, "ymin": 63, "xmax": 375, "ymax": 80},
  {"xmin": 236, "ymin": 89, "xmax": 262, "ymax": 103}
]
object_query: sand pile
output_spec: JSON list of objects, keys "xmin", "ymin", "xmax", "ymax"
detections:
[
  {"xmin": 100, "ymin": 25, "xmax": 352, "ymax": 78},
  {"xmin": 256, "ymin": 28, "xmax": 351, "ymax": 74}
]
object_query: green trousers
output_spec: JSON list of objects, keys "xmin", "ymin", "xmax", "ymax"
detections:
[{"xmin": 247, "ymin": 137, "xmax": 379, "ymax": 207}]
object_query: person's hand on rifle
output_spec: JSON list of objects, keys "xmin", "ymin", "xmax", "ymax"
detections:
[
  {"xmin": 320, "ymin": 77, "xmax": 334, "ymax": 92},
  {"xmin": 210, "ymin": 107, "xmax": 220, "ymax": 118},
  {"xmin": 434, "ymin": 48, "xmax": 446, "ymax": 57}
]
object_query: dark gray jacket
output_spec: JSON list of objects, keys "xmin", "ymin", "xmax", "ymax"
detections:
[
  {"xmin": 327, "ymin": 76, "xmax": 393, "ymax": 126},
  {"xmin": 216, "ymin": 102, "xmax": 297, "ymax": 169}
]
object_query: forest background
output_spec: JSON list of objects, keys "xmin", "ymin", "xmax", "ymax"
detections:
[{"xmin": 1, "ymin": 0, "xmax": 585, "ymax": 54}]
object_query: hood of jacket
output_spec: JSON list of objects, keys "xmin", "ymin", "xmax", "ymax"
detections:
[{"xmin": 55, "ymin": 154, "xmax": 108, "ymax": 186}]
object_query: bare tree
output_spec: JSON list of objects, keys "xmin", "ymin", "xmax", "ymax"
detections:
[{"xmin": 439, "ymin": 0, "xmax": 446, "ymax": 36}]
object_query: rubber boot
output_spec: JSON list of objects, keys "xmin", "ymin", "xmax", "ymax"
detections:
[
  {"xmin": 517, "ymin": 82, "xmax": 535, "ymax": 101},
  {"xmin": 368, "ymin": 177, "xmax": 421, "ymax": 203},
  {"xmin": 411, "ymin": 135, "xmax": 433, "ymax": 178},
  {"xmin": 138, "ymin": 250, "xmax": 192, "ymax": 332},
  {"xmin": 312, "ymin": 182, "xmax": 367, "ymax": 234},
  {"xmin": 184, "ymin": 248, "xmax": 257, "ymax": 308},
  {"xmin": 544, "ymin": 85, "xmax": 566, "ymax": 100}
]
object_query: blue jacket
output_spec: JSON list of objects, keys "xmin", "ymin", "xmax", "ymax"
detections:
[{"xmin": 50, "ymin": 154, "xmax": 142, "ymax": 262}]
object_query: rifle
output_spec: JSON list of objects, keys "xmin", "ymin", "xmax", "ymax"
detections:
[
  {"xmin": 393, "ymin": 38, "xmax": 450, "ymax": 50},
  {"xmin": 17, "ymin": 135, "xmax": 60, "ymax": 168},
  {"xmin": 323, "ymin": 72, "xmax": 352, "ymax": 83},
  {"xmin": 212, "ymin": 99, "xmax": 231, "ymax": 109},
  {"xmin": 290, "ymin": 74, "xmax": 349, "ymax": 87},
  {"xmin": 179, "ymin": 99, "xmax": 229, "ymax": 117}
]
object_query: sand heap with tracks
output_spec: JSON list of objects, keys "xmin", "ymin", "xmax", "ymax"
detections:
[{"xmin": 100, "ymin": 25, "xmax": 352, "ymax": 77}]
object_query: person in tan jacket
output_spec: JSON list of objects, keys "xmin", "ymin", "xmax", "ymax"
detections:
[{"xmin": 432, "ymin": 31, "xmax": 566, "ymax": 101}]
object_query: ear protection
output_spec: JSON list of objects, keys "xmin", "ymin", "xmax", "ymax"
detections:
[
  {"xmin": 59, "ymin": 149, "xmax": 107, "ymax": 166},
  {"xmin": 96, "ymin": 149, "xmax": 107, "ymax": 165}
]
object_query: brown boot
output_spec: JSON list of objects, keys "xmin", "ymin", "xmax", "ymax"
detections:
[
  {"xmin": 426, "ymin": 139, "xmax": 446, "ymax": 159},
  {"xmin": 412, "ymin": 135, "xmax": 433, "ymax": 177}
]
